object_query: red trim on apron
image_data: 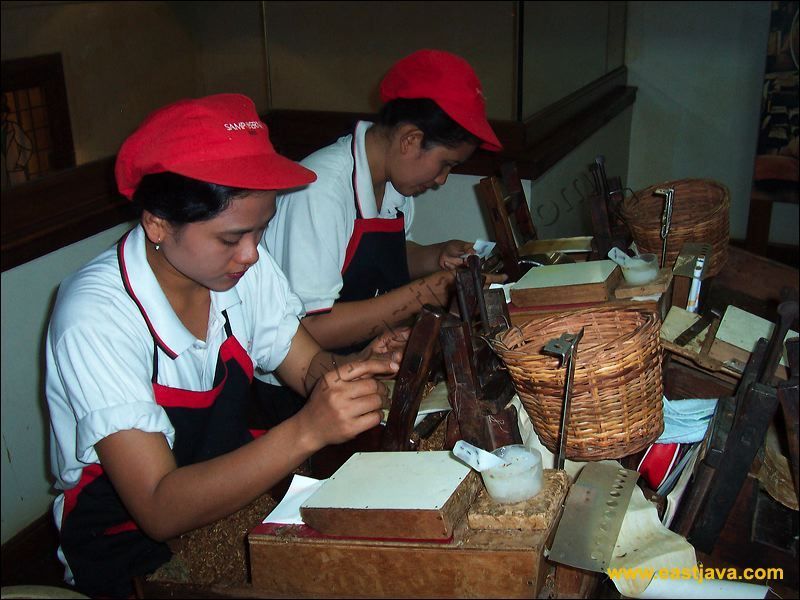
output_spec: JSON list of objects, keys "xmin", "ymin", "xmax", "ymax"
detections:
[
  {"xmin": 62, "ymin": 463, "xmax": 104, "ymax": 523},
  {"xmin": 342, "ymin": 216, "xmax": 405, "ymax": 274},
  {"xmin": 351, "ymin": 129, "xmax": 363, "ymax": 218},
  {"xmin": 104, "ymin": 521, "xmax": 139, "ymax": 535},
  {"xmin": 153, "ymin": 337, "xmax": 254, "ymax": 409}
]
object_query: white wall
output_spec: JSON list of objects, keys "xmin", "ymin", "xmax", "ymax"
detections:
[
  {"xmin": 1, "ymin": 222, "xmax": 134, "ymax": 544},
  {"xmin": 409, "ymin": 107, "xmax": 632, "ymax": 245},
  {"xmin": 625, "ymin": 0, "xmax": 798, "ymax": 246}
]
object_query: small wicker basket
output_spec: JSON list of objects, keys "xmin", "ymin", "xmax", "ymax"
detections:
[
  {"xmin": 621, "ymin": 178, "xmax": 730, "ymax": 276},
  {"xmin": 489, "ymin": 308, "xmax": 663, "ymax": 460}
]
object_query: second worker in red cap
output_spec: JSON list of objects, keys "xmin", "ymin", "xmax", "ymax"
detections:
[{"xmin": 258, "ymin": 49, "xmax": 505, "ymax": 423}]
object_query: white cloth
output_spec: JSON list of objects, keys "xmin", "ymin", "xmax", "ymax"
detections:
[
  {"xmin": 262, "ymin": 120, "xmax": 414, "ymax": 315},
  {"xmin": 46, "ymin": 224, "xmax": 303, "ymax": 523}
]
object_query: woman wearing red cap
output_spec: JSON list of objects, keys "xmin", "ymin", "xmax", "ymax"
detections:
[
  {"xmin": 44, "ymin": 94, "xmax": 406, "ymax": 598},
  {"xmin": 259, "ymin": 49, "xmax": 505, "ymax": 423}
]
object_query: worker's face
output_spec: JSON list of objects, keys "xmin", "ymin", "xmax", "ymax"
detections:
[
  {"xmin": 391, "ymin": 131, "xmax": 477, "ymax": 196},
  {"xmin": 152, "ymin": 190, "xmax": 276, "ymax": 292}
]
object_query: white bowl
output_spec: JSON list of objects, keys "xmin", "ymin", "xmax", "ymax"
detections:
[
  {"xmin": 481, "ymin": 445, "xmax": 543, "ymax": 504},
  {"xmin": 621, "ymin": 253, "xmax": 658, "ymax": 285}
]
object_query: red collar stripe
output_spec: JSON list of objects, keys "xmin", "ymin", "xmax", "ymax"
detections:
[{"xmin": 117, "ymin": 231, "xmax": 178, "ymax": 360}]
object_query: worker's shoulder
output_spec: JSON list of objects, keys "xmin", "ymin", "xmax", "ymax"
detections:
[
  {"xmin": 300, "ymin": 133, "xmax": 354, "ymax": 186},
  {"xmin": 49, "ymin": 252, "xmax": 140, "ymax": 340}
]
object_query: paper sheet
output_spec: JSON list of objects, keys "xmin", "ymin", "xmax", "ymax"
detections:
[
  {"xmin": 469, "ymin": 238, "xmax": 496, "ymax": 259},
  {"xmin": 380, "ymin": 380, "xmax": 451, "ymax": 426},
  {"xmin": 661, "ymin": 444, "xmax": 701, "ymax": 528},
  {"xmin": 488, "ymin": 282, "xmax": 513, "ymax": 304},
  {"xmin": 636, "ymin": 575, "xmax": 769, "ymax": 599},
  {"xmin": 609, "ymin": 468, "xmax": 766, "ymax": 599},
  {"xmin": 262, "ymin": 474, "xmax": 325, "ymax": 525},
  {"xmin": 716, "ymin": 305, "xmax": 797, "ymax": 367}
]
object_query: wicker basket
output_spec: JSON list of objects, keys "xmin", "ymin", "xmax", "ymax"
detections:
[
  {"xmin": 489, "ymin": 308, "xmax": 663, "ymax": 460},
  {"xmin": 621, "ymin": 179, "xmax": 729, "ymax": 276}
]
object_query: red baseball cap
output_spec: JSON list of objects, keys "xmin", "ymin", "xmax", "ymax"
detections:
[
  {"xmin": 115, "ymin": 94, "xmax": 316, "ymax": 199},
  {"xmin": 379, "ymin": 49, "xmax": 502, "ymax": 152}
]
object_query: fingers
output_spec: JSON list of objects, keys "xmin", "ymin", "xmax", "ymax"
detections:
[
  {"xmin": 390, "ymin": 326, "xmax": 411, "ymax": 341},
  {"xmin": 450, "ymin": 239, "xmax": 474, "ymax": 255},
  {"xmin": 380, "ymin": 326, "xmax": 410, "ymax": 346},
  {"xmin": 332, "ymin": 358, "xmax": 400, "ymax": 383},
  {"xmin": 372, "ymin": 327, "xmax": 410, "ymax": 353},
  {"xmin": 441, "ymin": 254, "xmax": 468, "ymax": 270}
]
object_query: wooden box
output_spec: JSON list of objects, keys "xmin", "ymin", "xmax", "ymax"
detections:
[
  {"xmin": 249, "ymin": 470, "xmax": 570, "ymax": 599},
  {"xmin": 299, "ymin": 451, "xmax": 477, "ymax": 540},
  {"xmin": 509, "ymin": 260, "xmax": 621, "ymax": 307}
]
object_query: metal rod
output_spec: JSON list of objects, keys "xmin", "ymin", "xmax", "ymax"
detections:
[
  {"xmin": 455, "ymin": 277, "xmax": 472, "ymax": 331},
  {"xmin": 595, "ymin": 155, "xmax": 609, "ymax": 199},
  {"xmin": 467, "ymin": 255, "xmax": 490, "ymax": 335},
  {"xmin": 654, "ymin": 187, "xmax": 674, "ymax": 268},
  {"xmin": 558, "ymin": 351, "xmax": 577, "ymax": 470},
  {"xmin": 543, "ymin": 328, "xmax": 585, "ymax": 470}
]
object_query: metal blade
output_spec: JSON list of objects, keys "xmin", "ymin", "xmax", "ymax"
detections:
[{"xmin": 549, "ymin": 462, "xmax": 639, "ymax": 572}]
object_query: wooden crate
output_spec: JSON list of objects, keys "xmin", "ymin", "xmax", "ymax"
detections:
[{"xmin": 249, "ymin": 471, "xmax": 570, "ymax": 599}]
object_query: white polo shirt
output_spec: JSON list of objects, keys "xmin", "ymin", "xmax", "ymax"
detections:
[
  {"xmin": 262, "ymin": 120, "xmax": 414, "ymax": 315},
  {"xmin": 46, "ymin": 224, "xmax": 302, "ymax": 525}
]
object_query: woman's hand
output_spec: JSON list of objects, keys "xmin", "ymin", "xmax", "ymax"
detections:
[
  {"xmin": 299, "ymin": 358, "xmax": 399, "ymax": 446},
  {"xmin": 438, "ymin": 239, "xmax": 474, "ymax": 270},
  {"xmin": 358, "ymin": 326, "xmax": 411, "ymax": 370}
]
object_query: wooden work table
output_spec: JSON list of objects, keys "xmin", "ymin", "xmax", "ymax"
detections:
[{"xmin": 135, "ymin": 471, "xmax": 580, "ymax": 599}]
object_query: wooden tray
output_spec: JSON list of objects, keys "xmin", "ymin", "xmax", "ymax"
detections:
[
  {"xmin": 614, "ymin": 267, "xmax": 673, "ymax": 299},
  {"xmin": 509, "ymin": 260, "xmax": 621, "ymax": 307}
]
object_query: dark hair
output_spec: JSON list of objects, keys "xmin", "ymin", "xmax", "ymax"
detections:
[
  {"xmin": 376, "ymin": 98, "xmax": 480, "ymax": 150},
  {"xmin": 131, "ymin": 172, "xmax": 249, "ymax": 224}
]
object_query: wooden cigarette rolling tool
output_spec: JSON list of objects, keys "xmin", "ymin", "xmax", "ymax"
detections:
[
  {"xmin": 441, "ymin": 255, "xmax": 522, "ymax": 451},
  {"xmin": 587, "ymin": 156, "xmax": 630, "ymax": 259},
  {"xmin": 674, "ymin": 301, "xmax": 800, "ymax": 555},
  {"xmin": 308, "ymin": 304, "xmax": 448, "ymax": 477},
  {"xmin": 381, "ymin": 305, "xmax": 446, "ymax": 451}
]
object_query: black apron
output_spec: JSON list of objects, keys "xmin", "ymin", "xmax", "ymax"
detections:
[{"xmin": 59, "ymin": 240, "xmax": 255, "ymax": 598}]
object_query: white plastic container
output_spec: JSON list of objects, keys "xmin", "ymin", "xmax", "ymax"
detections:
[
  {"xmin": 620, "ymin": 252, "xmax": 658, "ymax": 285},
  {"xmin": 480, "ymin": 445, "xmax": 543, "ymax": 504}
]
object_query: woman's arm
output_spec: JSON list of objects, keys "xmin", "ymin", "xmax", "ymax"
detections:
[
  {"xmin": 300, "ymin": 270, "xmax": 454, "ymax": 350},
  {"xmin": 406, "ymin": 240, "xmax": 474, "ymax": 279},
  {"xmin": 96, "ymin": 334, "xmax": 397, "ymax": 542}
]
